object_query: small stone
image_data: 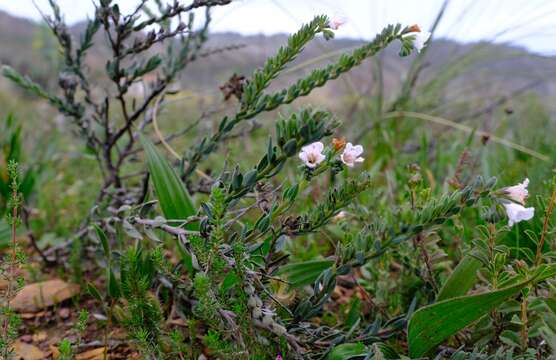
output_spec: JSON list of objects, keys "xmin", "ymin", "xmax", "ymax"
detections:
[{"xmin": 59, "ymin": 308, "xmax": 70, "ymax": 319}]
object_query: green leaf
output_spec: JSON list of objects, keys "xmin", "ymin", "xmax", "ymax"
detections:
[
  {"xmin": 94, "ymin": 224, "xmax": 110, "ymax": 259},
  {"xmin": 86, "ymin": 282, "xmax": 104, "ymax": 302},
  {"xmin": 107, "ymin": 269, "xmax": 121, "ymax": 299},
  {"xmin": 410, "ymin": 262, "xmax": 556, "ymax": 356},
  {"xmin": 499, "ymin": 329, "xmax": 521, "ymax": 348},
  {"xmin": 545, "ymin": 298, "xmax": 556, "ymax": 314},
  {"xmin": 176, "ymin": 237, "xmax": 194, "ymax": 274},
  {"xmin": 437, "ymin": 252, "xmax": 482, "ymax": 301},
  {"xmin": 345, "ymin": 298, "xmax": 361, "ymax": 328},
  {"xmin": 140, "ymin": 134, "xmax": 197, "ymax": 230},
  {"xmin": 19, "ymin": 169, "xmax": 36, "ymax": 200},
  {"xmin": 326, "ymin": 343, "xmax": 367, "ymax": 360},
  {"xmin": 408, "ymin": 279, "xmax": 535, "ymax": 357},
  {"xmin": 326, "ymin": 342, "xmax": 399, "ymax": 360},
  {"xmin": 0, "ymin": 175, "xmax": 8, "ymax": 199},
  {"xmin": 133, "ymin": 55, "xmax": 162, "ymax": 78},
  {"xmin": 0, "ymin": 219, "xmax": 11, "ymax": 249},
  {"xmin": 221, "ymin": 273, "xmax": 240, "ymax": 293},
  {"xmin": 279, "ymin": 259, "xmax": 334, "ymax": 288}
]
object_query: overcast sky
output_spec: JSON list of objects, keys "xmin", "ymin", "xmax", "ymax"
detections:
[{"xmin": 1, "ymin": 0, "xmax": 555, "ymax": 55}]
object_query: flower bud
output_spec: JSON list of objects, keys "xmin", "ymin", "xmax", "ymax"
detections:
[
  {"xmin": 332, "ymin": 137, "xmax": 346, "ymax": 151},
  {"xmin": 408, "ymin": 24, "xmax": 421, "ymax": 33}
]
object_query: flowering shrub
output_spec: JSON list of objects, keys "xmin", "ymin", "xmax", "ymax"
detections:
[{"xmin": 2, "ymin": 1, "xmax": 556, "ymax": 359}]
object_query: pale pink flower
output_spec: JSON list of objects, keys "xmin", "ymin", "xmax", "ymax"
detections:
[
  {"xmin": 328, "ymin": 16, "xmax": 346, "ymax": 30},
  {"xmin": 340, "ymin": 143, "xmax": 364, "ymax": 167},
  {"xmin": 299, "ymin": 142, "xmax": 325, "ymax": 168},
  {"xmin": 276, "ymin": 356, "xmax": 283, "ymax": 360},
  {"xmin": 402, "ymin": 31, "xmax": 432, "ymax": 52},
  {"xmin": 503, "ymin": 202, "xmax": 535, "ymax": 227},
  {"xmin": 503, "ymin": 178, "xmax": 529, "ymax": 205}
]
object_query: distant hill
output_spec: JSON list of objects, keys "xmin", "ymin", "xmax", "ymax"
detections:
[
  {"xmin": 1, "ymin": 10, "xmax": 555, "ymax": 113},
  {"xmin": 0, "ymin": 11, "xmax": 42, "ymax": 73}
]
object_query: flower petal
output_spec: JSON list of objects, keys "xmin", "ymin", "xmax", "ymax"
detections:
[
  {"xmin": 340, "ymin": 154, "xmax": 349, "ymax": 165},
  {"xmin": 503, "ymin": 202, "xmax": 535, "ymax": 227},
  {"xmin": 300, "ymin": 144, "xmax": 312, "ymax": 153},
  {"xmin": 312, "ymin": 141, "xmax": 324, "ymax": 152},
  {"xmin": 352, "ymin": 145, "xmax": 363, "ymax": 156},
  {"xmin": 504, "ymin": 178, "xmax": 530, "ymax": 205},
  {"xmin": 315, "ymin": 153, "xmax": 326, "ymax": 164},
  {"xmin": 305, "ymin": 161, "xmax": 317, "ymax": 168}
]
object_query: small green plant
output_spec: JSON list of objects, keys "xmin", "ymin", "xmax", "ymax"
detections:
[
  {"xmin": 56, "ymin": 309, "xmax": 90, "ymax": 360},
  {"xmin": 89, "ymin": 226, "xmax": 165, "ymax": 358},
  {"xmin": 0, "ymin": 114, "xmax": 37, "ymax": 216},
  {"xmin": 57, "ymin": 339, "xmax": 73, "ymax": 360},
  {"xmin": 0, "ymin": 161, "xmax": 25, "ymax": 358},
  {"xmin": 119, "ymin": 246, "xmax": 164, "ymax": 355}
]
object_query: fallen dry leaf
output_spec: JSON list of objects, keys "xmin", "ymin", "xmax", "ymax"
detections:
[
  {"xmin": 109, "ymin": 328, "xmax": 128, "ymax": 340},
  {"xmin": 12, "ymin": 279, "xmax": 80, "ymax": 313},
  {"xmin": 75, "ymin": 347, "xmax": 107, "ymax": 360},
  {"xmin": 20, "ymin": 311, "xmax": 48, "ymax": 319},
  {"xmin": 168, "ymin": 318, "xmax": 187, "ymax": 327},
  {"xmin": 14, "ymin": 340, "xmax": 46, "ymax": 360},
  {"xmin": 32, "ymin": 331, "xmax": 47, "ymax": 343},
  {"xmin": 50, "ymin": 345, "xmax": 60, "ymax": 359}
]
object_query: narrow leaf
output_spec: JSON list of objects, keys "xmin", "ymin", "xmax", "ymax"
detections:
[
  {"xmin": 280, "ymin": 259, "xmax": 334, "ymax": 288},
  {"xmin": 409, "ymin": 280, "xmax": 531, "ymax": 357},
  {"xmin": 140, "ymin": 134, "xmax": 197, "ymax": 230},
  {"xmin": 437, "ymin": 252, "xmax": 482, "ymax": 301},
  {"xmin": 93, "ymin": 224, "xmax": 110, "ymax": 259},
  {"xmin": 107, "ymin": 269, "xmax": 121, "ymax": 299},
  {"xmin": 86, "ymin": 282, "xmax": 103, "ymax": 302},
  {"xmin": 327, "ymin": 343, "xmax": 367, "ymax": 360}
]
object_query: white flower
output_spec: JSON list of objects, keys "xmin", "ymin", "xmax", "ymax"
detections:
[
  {"xmin": 299, "ymin": 142, "xmax": 325, "ymax": 168},
  {"xmin": 340, "ymin": 142, "xmax": 364, "ymax": 167},
  {"xmin": 328, "ymin": 16, "xmax": 346, "ymax": 30},
  {"xmin": 503, "ymin": 202, "xmax": 535, "ymax": 227},
  {"xmin": 333, "ymin": 210, "xmax": 348, "ymax": 221},
  {"xmin": 503, "ymin": 178, "xmax": 529, "ymax": 205},
  {"xmin": 403, "ymin": 31, "xmax": 431, "ymax": 53}
]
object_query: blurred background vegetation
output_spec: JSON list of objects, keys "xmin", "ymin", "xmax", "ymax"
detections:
[{"xmin": 0, "ymin": 3, "xmax": 554, "ymax": 247}]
